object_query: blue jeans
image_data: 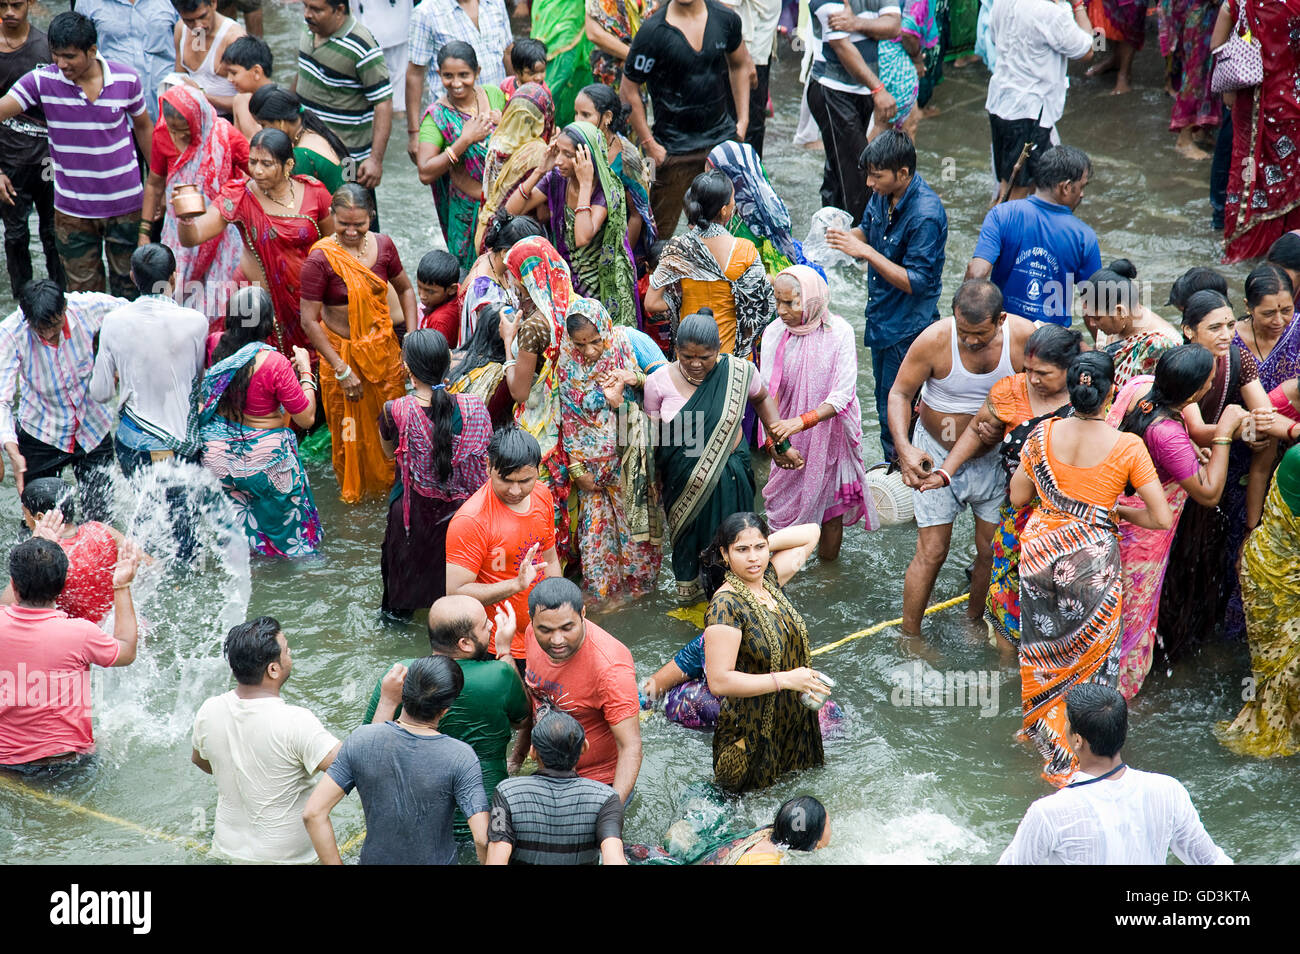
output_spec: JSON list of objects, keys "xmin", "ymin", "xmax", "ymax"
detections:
[
  {"xmin": 1210, "ymin": 107, "xmax": 1233, "ymax": 229},
  {"xmin": 114, "ymin": 437, "xmax": 198, "ymax": 562},
  {"xmin": 870, "ymin": 334, "xmax": 921, "ymax": 463}
]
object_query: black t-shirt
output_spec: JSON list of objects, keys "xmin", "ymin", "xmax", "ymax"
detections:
[
  {"xmin": 0, "ymin": 26, "xmax": 51, "ymax": 170},
  {"xmin": 623, "ymin": 0, "xmax": 743, "ymax": 156}
]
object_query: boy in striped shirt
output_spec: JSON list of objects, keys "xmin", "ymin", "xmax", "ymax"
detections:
[{"xmin": 0, "ymin": 11, "xmax": 151, "ymax": 299}]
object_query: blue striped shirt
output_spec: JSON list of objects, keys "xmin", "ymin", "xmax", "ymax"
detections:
[{"xmin": 0, "ymin": 293, "xmax": 124, "ymax": 452}]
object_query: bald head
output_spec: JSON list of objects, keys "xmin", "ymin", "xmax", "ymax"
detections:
[{"xmin": 427, "ymin": 595, "xmax": 490, "ymax": 659}]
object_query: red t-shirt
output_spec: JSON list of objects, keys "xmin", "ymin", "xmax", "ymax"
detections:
[
  {"xmin": 524, "ymin": 620, "xmax": 639, "ymax": 787},
  {"xmin": 0, "ymin": 605, "xmax": 120, "ymax": 765},
  {"xmin": 57, "ymin": 522, "xmax": 118, "ymax": 624},
  {"xmin": 419, "ymin": 298, "xmax": 460, "ymax": 347},
  {"xmin": 149, "ymin": 119, "xmax": 250, "ymax": 178},
  {"xmin": 445, "ymin": 481, "xmax": 556, "ymax": 659}
]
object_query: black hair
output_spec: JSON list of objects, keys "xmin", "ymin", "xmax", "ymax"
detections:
[
  {"xmin": 1267, "ymin": 232, "xmax": 1300, "ymax": 273},
  {"xmin": 427, "ymin": 610, "xmax": 477, "ymax": 654},
  {"xmin": 402, "ymin": 655, "xmax": 464, "ymax": 722},
  {"xmin": 22, "ymin": 477, "xmax": 76, "ymax": 525},
  {"xmin": 1033, "ymin": 144, "xmax": 1091, "ymax": 191},
  {"xmin": 417, "ymin": 249, "xmax": 459, "ymax": 288},
  {"xmin": 560, "ymin": 123, "xmax": 586, "ymax": 149},
  {"xmin": 527, "ymin": 576, "xmax": 584, "ymax": 618},
  {"xmin": 1024, "ymin": 324, "xmax": 1084, "ymax": 369},
  {"xmin": 699, "ymin": 511, "xmax": 769, "ymax": 599},
  {"xmin": 565, "ymin": 307, "xmax": 600, "ymax": 337},
  {"xmin": 1167, "ymin": 266, "xmax": 1228, "ymax": 312},
  {"xmin": 161, "ymin": 99, "xmax": 184, "ymax": 124},
  {"xmin": 530, "ymin": 707, "xmax": 586, "ymax": 771},
  {"xmin": 48, "ymin": 11, "xmax": 96, "ymax": 51},
  {"xmin": 320, "ymin": 0, "xmax": 349, "ymax": 10},
  {"xmin": 683, "ymin": 170, "xmax": 733, "ymax": 231},
  {"xmin": 676, "ymin": 310, "xmax": 721, "ymax": 351},
  {"xmin": 331, "ymin": 182, "xmax": 374, "ymax": 215},
  {"xmin": 772, "ymin": 796, "xmax": 828, "ymax": 852},
  {"xmin": 10, "ymin": 537, "xmax": 68, "ymax": 606},
  {"xmin": 487, "ymin": 425, "xmax": 541, "ymax": 475},
  {"xmin": 248, "ymin": 127, "xmax": 294, "ymax": 166},
  {"xmin": 859, "ymin": 127, "xmax": 916, "ymax": 175},
  {"xmin": 130, "ymin": 243, "xmax": 176, "ymax": 296},
  {"xmin": 402, "ymin": 329, "xmax": 455, "ymax": 481},
  {"xmin": 646, "ymin": 239, "xmax": 667, "ymax": 273},
  {"xmin": 482, "ymin": 211, "xmax": 546, "ymax": 252},
  {"xmin": 1065, "ymin": 683, "xmax": 1127, "ymax": 758},
  {"xmin": 1080, "ymin": 258, "xmax": 1139, "ymax": 317},
  {"xmin": 511, "ymin": 36, "xmax": 548, "ymax": 72},
  {"xmin": 248, "ymin": 85, "xmax": 349, "ymax": 162},
  {"xmin": 18, "ymin": 279, "xmax": 66, "ymax": 331},
  {"xmin": 1182, "ymin": 289, "xmax": 1233, "ymax": 330},
  {"xmin": 1120, "ymin": 343, "xmax": 1214, "ymax": 440},
  {"xmin": 437, "ymin": 40, "xmax": 479, "ymax": 72},
  {"xmin": 223, "ymin": 616, "xmax": 284, "ymax": 685},
  {"xmin": 952, "ymin": 278, "xmax": 1003, "ymax": 325},
  {"xmin": 1244, "ymin": 262, "xmax": 1294, "ymax": 309},
  {"xmin": 450, "ymin": 302, "xmax": 509, "ymax": 383},
  {"xmin": 211, "ymin": 287, "xmax": 277, "ymax": 422},
  {"xmin": 171, "ymin": 0, "xmax": 209, "ymax": 13},
  {"xmin": 577, "ymin": 83, "xmax": 629, "ymax": 136},
  {"xmin": 1066, "ymin": 350, "xmax": 1114, "ymax": 415},
  {"xmin": 220, "ymin": 34, "xmax": 273, "ymax": 75}
]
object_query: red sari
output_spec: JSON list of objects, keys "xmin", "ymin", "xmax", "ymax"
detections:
[
  {"xmin": 1223, "ymin": 0, "xmax": 1300, "ymax": 262},
  {"xmin": 218, "ymin": 175, "xmax": 333, "ymax": 359}
]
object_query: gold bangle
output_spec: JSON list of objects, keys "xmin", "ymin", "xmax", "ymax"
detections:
[{"xmin": 1213, "ymin": 438, "xmax": 1233, "ymax": 445}]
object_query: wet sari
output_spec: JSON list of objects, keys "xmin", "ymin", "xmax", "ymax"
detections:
[
  {"xmin": 426, "ymin": 90, "xmax": 499, "ymax": 272},
  {"xmin": 542, "ymin": 121, "xmax": 641, "ymax": 329},
  {"xmin": 476, "ymin": 84, "xmax": 555, "ymax": 252},
  {"xmin": 158, "ymin": 85, "xmax": 243, "ymax": 321},
  {"xmin": 1223, "ymin": 0, "xmax": 1300, "ymax": 262},
  {"xmin": 586, "ymin": 0, "xmax": 642, "ymax": 86},
  {"xmin": 1104, "ymin": 328, "xmax": 1182, "ymax": 392},
  {"xmin": 558, "ymin": 297, "xmax": 663, "ymax": 600},
  {"xmin": 310, "ymin": 236, "xmax": 406, "ymax": 503},
  {"xmin": 612, "ymin": 133, "xmax": 657, "ymax": 260},
  {"xmin": 706, "ymin": 141, "xmax": 818, "ymax": 279},
  {"xmin": 218, "ymin": 175, "xmax": 332, "ymax": 361},
  {"xmin": 1159, "ymin": 0, "xmax": 1223, "ymax": 133},
  {"xmin": 655, "ymin": 353, "xmax": 756, "ymax": 585},
  {"xmin": 1215, "ymin": 444, "xmax": 1300, "ymax": 756},
  {"xmin": 1018, "ymin": 420, "xmax": 1133, "ymax": 787},
  {"xmin": 1089, "ymin": 0, "xmax": 1146, "ymax": 48},
  {"xmin": 535, "ymin": 0, "xmax": 594, "ymax": 128},
  {"xmin": 199, "ymin": 342, "xmax": 322, "ymax": 557}
]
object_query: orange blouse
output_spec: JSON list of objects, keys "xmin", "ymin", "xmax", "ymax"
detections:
[
  {"xmin": 987, "ymin": 373, "xmax": 1035, "ymax": 429},
  {"xmin": 680, "ymin": 237, "xmax": 759, "ymax": 356},
  {"xmin": 1044, "ymin": 419, "xmax": 1158, "ymax": 508}
]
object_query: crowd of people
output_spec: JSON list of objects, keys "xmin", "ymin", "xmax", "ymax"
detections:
[{"xmin": 1, "ymin": 0, "xmax": 1295, "ymax": 865}]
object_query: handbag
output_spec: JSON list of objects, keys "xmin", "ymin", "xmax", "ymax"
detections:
[{"xmin": 1210, "ymin": 1, "xmax": 1263, "ymax": 94}]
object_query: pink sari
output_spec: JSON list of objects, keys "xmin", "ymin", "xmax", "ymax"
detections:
[
  {"xmin": 1106, "ymin": 374, "xmax": 1193, "ymax": 699},
  {"xmin": 760, "ymin": 265, "xmax": 875, "ymax": 531}
]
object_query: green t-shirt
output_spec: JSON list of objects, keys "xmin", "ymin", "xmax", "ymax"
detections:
[
  {"xmin": 363, "ymin": 654, "xmax": 530, "ymax": 798},
  {"xmin": 294, "ymin": 146, "xmax": 344, "ymax": 193},
  {"xmin": 417, "ymin": 86, "xmax": 506, "ymax": 148}
]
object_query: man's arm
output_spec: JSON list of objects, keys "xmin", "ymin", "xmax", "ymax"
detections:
[
  {"xmin": 596, "ymin": 790, "xmax": 627, "ymax": 865},
  {"xmin": 370, "ymin": 662, "xmax": 407, "ymax": 723},
  {"xmin": 966, "ymin": 206, "xmax": 1003, "ymax": 280},
  {"xmin": 1170, "ymin": 781, "xmax": 1233, "ymax": 865},
  {"xmin": 301, "ymin": 774, "xmax": 348, "ymax": 865},
  {"xmin": 886, "ymin": 332, "xmax": 937, "ymax": 485},
  {"xmin": 619, "ymin": 74, "xmax": 661, "ymax": 166},
  {"xmin": 314, "ymin": 741, "xmax": 342, "ymax": 774},
  {"xmin": 357, "ymin": 98, "xmax": 392, "ymax": 188},
  {"xmin": 132, "ymin": 110, "xmax": 153, "ymax": 167},
  {"xmin": 997, "ymin": 802, "xmax": 1051, "ymax": 865},
  {"xmin": 190, "ymin": 748, "xmax": 213, "ymax": 774},
  {"xmin": 609, "ymin": 714, "xmax": 642, "ymax": 804},
  {"xmin": 405, "ymin": 63, "xmax": 426, "ymax": 162},
  {"xmin": 828, "ymin": 8, "xmax": 902, "ymax": 39},
  {"xmin": 0, "ymin": 93, "xmax": 23, "ymax": 122},
  {"xmin": 965, "ymin": 257, "xmax": 994, "ymax": 280},
  {"xmin": 88, "ymin": 334, "xmax": 118, "ymax": 404},
  {"xmin": 726, "ymin": 42, "xmax": 754, "ymax": 140},
  {"xmin": 467, "ymin": 810, "xmax": 490, "ymax": 865},
  {"xmin": 108, "ymin": 545, "xmax": 141, "ymax": 667}
]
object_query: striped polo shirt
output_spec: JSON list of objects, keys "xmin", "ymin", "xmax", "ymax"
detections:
[
  {"xmin": 296, "ymin": 16, "xmax": 392, "ymax": 160},
  {"xmin": 8, "ymin": 58, "xmax": 144, "ymax": 219},
  {"xmin": 488, "ymin": 769, "xmax": 623, "ymax": 865}
]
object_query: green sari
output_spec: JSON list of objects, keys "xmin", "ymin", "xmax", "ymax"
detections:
[
  {"xmin": 534, "ymin": 0, "xmax": 594, "ymax": 127},
  {"xmin": 654, "ymin": 353, "xmax": 756, "ymax": 585}
]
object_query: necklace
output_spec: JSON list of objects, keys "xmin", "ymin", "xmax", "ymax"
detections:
[
  {"xmin": 397, "ymin": 718, "xmax": 437, "ymax": 734},
  {"xmin": 678, "ymin": 363, "xmax": 705, "ymax": 387},
  {"xmin": 337, "ymin": 232, "xmax": 370, "ymax": 262},
  {"xmin": 258, "ymin": 178, "xmax": 295, "ymax": 211}
]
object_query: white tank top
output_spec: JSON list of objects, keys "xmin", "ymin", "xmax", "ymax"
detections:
[
  {"xmin": 183, "ymin": 17, "xmax": 238, "ymax": 102},
  {"xmin": 919, "ymin": 317, "xmax": 1016, "ymax": 415}
]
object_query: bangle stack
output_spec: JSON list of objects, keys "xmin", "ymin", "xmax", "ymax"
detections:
[
  {"xmin": 575, "ymin": 205, "xmax": 592, "ymax": 215},
  {"xmin": 568, "ymin": 461, "xmax": 588, "ymax": 480},
  {"xmin": 933, "ymin": 467, "xmax": 952, "ymax": 487},
  {"xmin": 800, "ymin": 410, "xmax": 820, "ymax": 430},
  {"xmin": 300, "ymin": 374, "xmax": 317, "ymax": 392},
  {"xmin": 447, "ymin": 147, "xmax": 460, "ymax": 165}
]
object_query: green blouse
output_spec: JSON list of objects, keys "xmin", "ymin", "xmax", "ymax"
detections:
[{"xmin": 293, "ymin": 146, "xmax": 344, "ymax": 194}]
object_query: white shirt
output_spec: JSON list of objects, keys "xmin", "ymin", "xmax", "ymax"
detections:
[
  {"xmin": 88, "ymin": 295, "xmax": 207, "ymax": 444},
  {"xmin": 355, "ymin": 0, "xmax": 414, "ymax": 50},
  {"xmin": 719, "ymin": 0, "xmax": 784, "ymax": 66},
  {"xmin": 192, "ymin": 692, "xmax": 340, "ymax": 864},
  {"xmin": 998, "ymin": 768, "xmax": 1234, "ymax": 865},
  {"xmin": 984, "ymin": 0, "xmax": 1092, "ymax": 128}
]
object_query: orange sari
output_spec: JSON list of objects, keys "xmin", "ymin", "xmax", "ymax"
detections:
[{"xmin": 311, "ymin": 236, "xmax": 406, "ymax": 503}]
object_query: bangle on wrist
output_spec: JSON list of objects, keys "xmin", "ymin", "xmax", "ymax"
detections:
[
  {"xmin": 447, "ymin": 147, "xmax": 459, "ymax": 164},
  {"xmin": 334, "ymin": 365, "xmax": 352, "ymax": 381},
  {"xmin": 771, "ymin": 672, "xmax": 780, "ymax": 693},
  {"xmin": 934, "ymin": 467, "xmax": 952, "ymax": 487},
  {"xmin": 870, "ymin": 84, "xmax": 885, "ymax": 95},
  {"xmin": 773, "ymin": 437, "xmax": 792, "ymax": 455},
  {"xmin": 1287, "ymin": 422, "xmax": 1299, "ymax": 439},
  {"xmin": 1213, "ymin": 437, "xmax": 1233, "ymax": 445},
  {"xmin": 575, "ymin": 205, "xmax": 592, "ymax": 214},
  {"xmin": 113, "ymin": 584, "xmax": 132, "ymax": 591},
  {"xmin": 800, "ymin": 410, "xmax": 820, "ymax": 430}
]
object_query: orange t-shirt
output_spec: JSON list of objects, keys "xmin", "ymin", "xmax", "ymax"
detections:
[
  {"xmin": 445, "ymin": 481, "xmax": 556, "ymax": 659},
  {"xmin": 524, "ymin": 620, "xmax": 639, "ymax": 787}
]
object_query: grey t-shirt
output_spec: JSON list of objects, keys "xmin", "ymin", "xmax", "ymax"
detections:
[{"xmin": 327, "ymin": 722, "xmax": 488, "ymax": 865}]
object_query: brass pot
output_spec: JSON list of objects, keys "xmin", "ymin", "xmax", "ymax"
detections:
[{"xmin": 171, "ymin": 183, "xmax": 206, "ymax": 219}]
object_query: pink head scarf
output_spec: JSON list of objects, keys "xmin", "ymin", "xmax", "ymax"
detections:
[{"xmin": 777, "ymin": 264, "xmax": 833, "ymax": 337}]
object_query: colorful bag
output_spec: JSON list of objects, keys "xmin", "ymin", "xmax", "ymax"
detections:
[{"xmin": 1210, "ymin": 2, "xmax": 1262, "ymax": 94}]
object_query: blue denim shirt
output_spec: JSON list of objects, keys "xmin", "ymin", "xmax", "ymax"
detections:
[
  {"xmin": 859, "ymin": 172, "xmax": 948, "ymax": 349},
  {"xmin": 76, "ymin": 0, "xmax": 178, "ymax": 122}
]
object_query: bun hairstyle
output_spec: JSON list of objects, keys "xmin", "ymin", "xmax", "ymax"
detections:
[
  {"xmin": 1066, "ymin": 350, "xmax": 1115, "ymax": 415},
  {"xmin": 1182, "ymin": 289, "xmax": 1233, "ymax": 330},
  {"xmin": 1024, "ymin": 324, "xmax": 1084, "ymax": 370},
  {"xmin": 676, "ymin": 310, "xmax": 721, "ymax": 351},
  {"xmin": 1167, "ymin": 266, "xmax": 1228, "ymax": 312},
  {"xmin": 1243, "ymin": 262, "xmax": 1294, "ymax": 308},
  {"xmin": 402, "ymin": 329, "xmax": 455, "ymax": 480},
  {"xmin": 577, "ymin": 83, "xmax": 630, "ymax": 136},
  {"xmin": 682, "ymin": 170, "xmax": 733, "ymax": 231},
  {"xmin": 1120, "ymin": 343, "xmax": 1214, "ymax": 439},
  {"xmin": 248, "ymin": 84, "xmax": 350, "ymax": 161},
  {"xmin": 698, "ymin": 511, "xmax": 769, "ymax": 599},
  {"xmin": 482, "ymin": 211, "xmax": 546, "ymax": 252},
  {"xmin": 1081, "ymin": 258, "xmax": 1139, "ymax": 317}
]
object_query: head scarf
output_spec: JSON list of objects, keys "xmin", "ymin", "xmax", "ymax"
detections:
[
  {"xmin": 478, "ymin": 84, "xmax": 555, "ymax": 250},
  {"xmin": 706, "ymin": 140, "xmax": 798, "ymax": 263},
  {"xmin": 505, "ymin": 236, "xmax": 574, "ymax": 343},
  {"xmin": 769, "ymin": 265, "xmax": 837, "ymax": 397}
]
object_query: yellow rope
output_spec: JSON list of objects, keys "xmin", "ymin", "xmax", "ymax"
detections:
[{"xmin": 809, "ymin": 593, "xmax": 969, "ymax": 657}]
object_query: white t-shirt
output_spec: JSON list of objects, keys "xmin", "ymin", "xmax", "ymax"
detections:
[
  {"xmin": 984, "ymin": 0, "xmax": 1093, "ymax": 128},
  {"xmin": 719, "ymin": 0, "xmax": 784, "ymax": 66},
  {"xmin": 354, "ymin": 0, "xmax": 414, "ymax": 49},
  {"xmin": 192, "ymin": 692, "xmax": 339, "ymax": 864},
  {"xmin": 998, "ymin": 767, "xmax": 1234, "ymax": 865}
]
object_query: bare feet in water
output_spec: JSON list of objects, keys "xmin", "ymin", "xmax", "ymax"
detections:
[
  {"xmin": 1176, "ymin": 127, "xmax": 1211, "ymax": 160},
  {"xmin": 1111, "ymin": 72, "xmax": 1133, "ymax": 94},
  {"xmin": 952, "ymin": 53, "xmax": 982, "ymax": 68},
  {"xmin": 1086, "ymin": 53, "xmax": 1117, "ymax": 77}
]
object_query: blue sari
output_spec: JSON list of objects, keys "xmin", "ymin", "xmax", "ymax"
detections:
[{"xmin": 199, "ymin": 343, "xmax": 323, "ymax": 557}]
